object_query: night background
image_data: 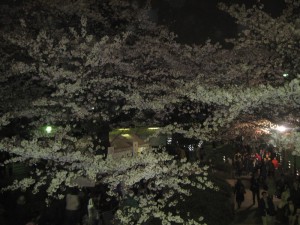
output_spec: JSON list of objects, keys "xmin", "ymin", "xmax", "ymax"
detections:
[{"xmin": 0, "ymin": 0, "xmax": 299, "ymax": 225}]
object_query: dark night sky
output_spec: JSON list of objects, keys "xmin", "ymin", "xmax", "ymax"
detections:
[
  {"xmin": 0, "ymin": 0, "xmax": 286, "ymax": 45},
  {"xmin": 151, "ymin": 0, "xmax": 286, "ymax": 44}
]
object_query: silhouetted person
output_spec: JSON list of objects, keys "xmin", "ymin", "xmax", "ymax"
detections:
[
  {"xmin": 290, "ymin": 180, "xmax": 300, "ymax": 225},
  {"xmin": 65, "ymin": 188, "xmax": 80, "ymax": 225},
  {"xmin": 13, "ymin": 195, "xmax": 30, "ymax": 225},
  {"xmin": 250, "ymin": 173, "xmax": 260, "ymax": 205},
  {"xmin": 234, "ymin": 179, "xmax": 245, "ymax": 209},
  {"xmin": 258, "ymin": 191, "xmax": 276, "ymax": 225}
]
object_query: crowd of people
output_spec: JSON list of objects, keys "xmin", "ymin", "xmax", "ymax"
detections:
[
  {"xmin": 232, "ymin": 147, "xmax": 300, "ymax": 225},
  {"xmin": 0, "ymin": 177, "xmax": 163, "ymax": 225},
  {"xmin": 233, "ymin": 149, "xmax": 280, "ymax": 179},
  {"xmin": 1, "ymin": 145, "xmax": 299, "ymax": 225},
  {"xmin": 0, "ymin": 184, "xmax": 116, "ymax": 225},
  {"xmin": 234, "ymin": 175, "xmax": 300, "ymax": 225}
]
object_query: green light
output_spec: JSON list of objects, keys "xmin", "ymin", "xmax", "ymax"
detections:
[
  {"xmin": 45, "ymin": 126, "xmax": 52, "ymax": 133},
  {"xmin": 148, "ymin": 127, "xmax": 160, "ymax": 130},
  {"xmin": 118, "ymin": 128, "xmax": 130, "ymax": 131}
]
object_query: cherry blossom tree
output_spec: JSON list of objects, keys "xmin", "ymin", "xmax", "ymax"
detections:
[
  {"xmin": 0, "ymin": 0, "xmax": 299, "ymax": 224},
  {"xmin": 0, "ymin": 1, "xmax": 217, "ymax": 224}
]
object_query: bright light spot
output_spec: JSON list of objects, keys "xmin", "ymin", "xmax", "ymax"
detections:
[
  {"xmin": 45, "ymin": 126, "xmax": 52, "ymax": 134},
  {"xmin": 121, "ymin": 134, "xmax": 130, "ymax": 137},
  {"xmin": 148, "ymin": 127, "xmax": 160, "ymax": 130},
  {"xmin": 283, "ymin": 73, "xmax": 289, "ymax": 77},
  {"xmin": 188, "ymin": 145, "xmax": 194, "ymax": 151},
  {"xmin": 275, "ymin": 125, "xmax": 287, "ymax": 132},
  {"xmin": 118, "ymin": 128, "xmax": 130, "ymax": 131},
  {"xmin": 167, "ymin": 137, "xmax": 172, "ymax": 145}
]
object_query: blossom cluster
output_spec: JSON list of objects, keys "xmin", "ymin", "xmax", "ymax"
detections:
[{"xmin": 0, "ymin": 0, "xmax": 299, "ymax": 224}]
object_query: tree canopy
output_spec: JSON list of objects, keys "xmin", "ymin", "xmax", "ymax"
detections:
[{"xmin": 0, "ymin": 0, "xmax": 300, "ymax": 224}]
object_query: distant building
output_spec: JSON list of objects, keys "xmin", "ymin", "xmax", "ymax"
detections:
[{"xmin": 109, "ymin": 127, "xmax": 167, "ymax": 158}]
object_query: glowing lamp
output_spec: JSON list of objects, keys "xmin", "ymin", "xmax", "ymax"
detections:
[
  {"xmin": 275, "ymin": 126, "xmax": 287, "ymax": 132},
  {"xmin": 45, "ymin": 126, "xmax": 52, "ymax": 134}
]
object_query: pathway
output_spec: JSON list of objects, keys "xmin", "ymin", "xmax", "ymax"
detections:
[{"xmin": 227, "ymin": 177, "xmax": 281, "ymax": 225}]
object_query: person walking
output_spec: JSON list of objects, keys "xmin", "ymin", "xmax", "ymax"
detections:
[
  {"xmin": 290, "ymin": 180, "xmax": 300, "ymax": 225},
  {"xmin": 250, "ymin": 173, "xmax": 260, "ymax": 205},
  {"xmin": 87, "ymin": 193, "xmax": 100, "ymax": 225},
  {"xmin": 277, "ymin": 184, "xmax": 291, "ymax": 223},
  {"xmin": 13, "ymin": 195, "xmax": 30, "ymax": 225},
  {"xmin": 65, "ymin": 188, "xmax": 80, "ymax": 225},
  {"xmin": 260, "ymin": 159, "xmax": 268, "ymax": 184},
  {"xmin": 271, "ymin": 157, "xmax": 279, "ymax": 175},
  {"xmin": 286, "ymin": 197, "xmax": 297, "ymax": 225},
  {"xmin": 265, "ymin": 176, "xmax": 277, "ymax": 200},
  {"xmin": 234, "ymin": 178, "xmax": 246, "ymax": 209},
  {"xmin": 258, "ymin": 191, "xmax": 276, "ymax": 225}
]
